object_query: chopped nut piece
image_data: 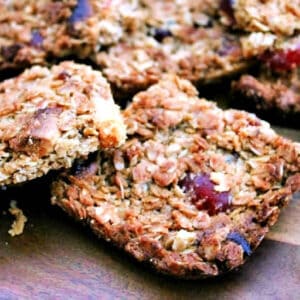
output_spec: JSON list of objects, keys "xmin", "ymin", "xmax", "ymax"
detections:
[{"xmin": 172, "ymin": 230, "xmax": 197, "ymax": 252}]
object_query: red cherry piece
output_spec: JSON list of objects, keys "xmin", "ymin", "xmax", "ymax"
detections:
[
  {"xmin": 260, "ymin": 48, "xmax": 300, "ymax": 72},
  {"xmin": 180, "ymin": 173, "xmax": 231, "ymax": 215}
]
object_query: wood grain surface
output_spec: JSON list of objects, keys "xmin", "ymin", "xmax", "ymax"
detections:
[{"xmin": 0, "ymin": 119, "xmax": 299, "ymax": 300}]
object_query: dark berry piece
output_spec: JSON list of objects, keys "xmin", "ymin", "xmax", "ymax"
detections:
[
  {"xmin": 153, "ymin": 28, "xmax": 172, "ymax": 42},
  {"xmin": 220, "ymin": 0, "xmax": 236, "ymax": 25},
  {"xmin": 179, "ymin": 173, "xmax": 231, "ymax": 215},
  {"xmin": 71, "ymin": 159, "xmax": 86, "ymax": 175},
  {"xmin": 260, "ymin": 48, "xmax": 300, "ymax": 72},
  {"xmin": 1, "ymin": 44, "xmax": 22, "ymax": 62},
  {"xmin": 227, "ymin": 232, "xmax": 252, "ymax": 256},
  {"xmin": 69, "ymin": 0, "xmax": 92, "ymax": 24},
  {"xmin": 218, "ymin": 36, "xmax": 240, "ymax": 57},
  {"xmin": 71, "ymin": 153, "xmax": 98, "ymax": 176},
  {"xmin": 31, "ymin": 30, "xmax": 43, "ymax": 48}
]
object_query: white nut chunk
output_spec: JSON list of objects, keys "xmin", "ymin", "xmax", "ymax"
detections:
[
  {"xmin": 241, "ymin": 32, "xmax": 276, "ymax": 57},
  {"xmin": 172, "ymin": 229, "xmax": 196, "ymax": 252}
]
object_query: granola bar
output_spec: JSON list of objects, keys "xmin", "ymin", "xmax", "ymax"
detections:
[
  {"xmin": 51, "ymin": 76, "xmax": 300, "ymax": 278},
  {"xmin": 232, "ymin": 69, "xmax": 300, "ymax": 128},
  {"xmin": 0, "ymin": 61, "xmax": 125, "ymax": 186},
  {"xmin": 94, "ymin": 0, "xmax": 247, "ymax": 95},
  {"xmin": 0, "ymin": 0, "xmax": 141, "ymax": 70},
  {"xmin": 95, "ymin": 26, "xmax": 251, "ymax": 97},
  {"xmin": 95, "ymin": 0, "xmax": 299, "ymax": 98},
  {"xmin": 2, "ymin": 0, "xmax": 298, "ymax": 97}
]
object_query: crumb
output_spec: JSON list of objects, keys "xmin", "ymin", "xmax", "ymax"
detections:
[{"xmin": 8, "ymin": 200, "xmax": 27, "ymax": 237}]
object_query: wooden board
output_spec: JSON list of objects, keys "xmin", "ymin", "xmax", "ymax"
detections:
[{"xmin": 0, "ymin": 121, "xmax": 299, "ymax": 299}]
